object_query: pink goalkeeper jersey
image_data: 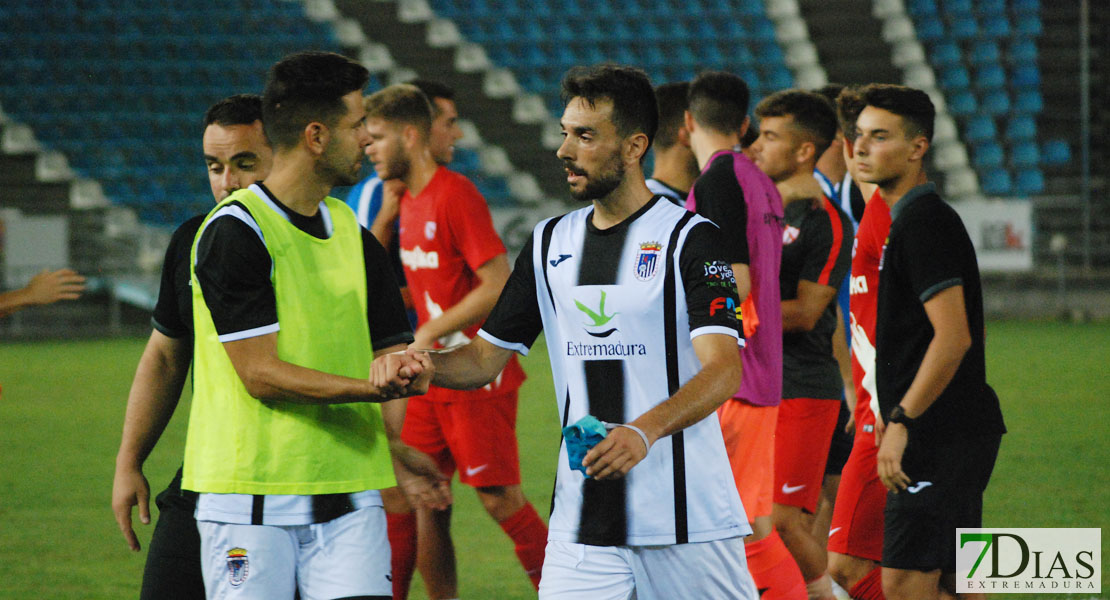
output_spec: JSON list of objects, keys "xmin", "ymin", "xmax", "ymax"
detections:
[{"xmin": 687, "ymin": 150, "xmax": 784, "ymax": 406}]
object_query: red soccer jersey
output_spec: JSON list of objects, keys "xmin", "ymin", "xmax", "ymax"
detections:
[
  {"xmin": 848, "ymin": 190, "xmax": 891, "ymax": 432},
  {"xmin": 399, "ymin": 167, "xmax": 525, "ymax": 401}
]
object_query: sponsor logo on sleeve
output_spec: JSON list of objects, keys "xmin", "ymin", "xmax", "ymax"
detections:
[{"xmin": 703, "ymin": 260, "xmax": 736, "ymax": 288}]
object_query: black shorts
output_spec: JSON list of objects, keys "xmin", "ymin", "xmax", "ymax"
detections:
[
  {"xmin": 825, "ymin": 400, "xmax": 852, "ymax": 476},
  {"xmin": 141, "ymin": 467, "xmax": 204, "ymax": 600},
  {"xmin": 882, "ymin": 432, "xmax": 1002, "ymax": 573}
]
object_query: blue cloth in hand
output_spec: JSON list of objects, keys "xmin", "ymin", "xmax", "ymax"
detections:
[{"xmin": 562, "ymin": 415, "xmax": 608, "ymax": 476}]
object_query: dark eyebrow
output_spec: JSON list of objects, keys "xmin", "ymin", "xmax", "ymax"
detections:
[
  {"xmin": 229, "ymin": 151, "xmax": 260, "ymax": 162},
  {"xmin": 572, "ymin": 126, "xmax": 596, "ymax": 136},
  {"xmin": 865, "ymin": 128, "xmax": 891, "ymax": 136}
]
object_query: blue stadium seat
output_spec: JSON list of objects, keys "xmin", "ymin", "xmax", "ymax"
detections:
[
  {"xmin": 974, "ymin": 64, "xmax": 1007, "ymax": 91},
  {"xmin": 1041, "ymin": 140, "xmax": 1071, "ymax": 166},
  {"xmin": 1008, "ymin": 39, "xmax": 1038, "ymax": 64},
  {"xmin": 948, "ymin": 17, "xmax": 978, "ymax": 41},
  {"xmin": 1014, "ymin": 89, "xmax": 1043, "ymax": 114},
  {"xmin": 948, "ymin": 90, "xmax": 978, "ymax": 116},
  {"xmin": 969, "ymin": 41, "xmax": 1000, "ymax": 65},
  {"xmin": 1014, "ymin": 169, "xmax": 1044, "ymax": 195},
  {"xmin": 906, "ymin": 0, "xmax": 938, "ymax": 17},
  {"xmin": 980, "ymin": 169, "xmax": 1013, "ymax": 195},
  {"xmin": 973, "ymin": 141, "xmax": 1005, "ymax": 169},
  {"xmin": 981, "ymin": 90, "xmax": 1011, "ymax": 116},
  {"xmin": 1005, "ymin": 115, "xmax": 1037, "ymax": 141},
  {"xmin": 931, "ymin": 41, "xmax": 962, "ymax": 68},
  {"xmin": 1012, "ymin": 0, "xmax": 1040, "ymax": 16},
  {"xmin": 978, "ymin": 0, "xmax": 1006, "ymax": 15},
  {"xmin": 942, "ymin": 0, "xmax": 972, "ymax": 16},
  {"xmin": 980, "ymin": 15, "xmax": 1010, "ymax": 39},
  {"xmin": 1011, "ymin": 141, "xmax": 1040, "ymax": 168},
  {"xmin": 915, "ymin": 17, "xmax": 945, "ymax": 42},
  {"xmin": 1012, "ymin": 64, "xmax": 1041, "ymax": 89},
  {"xmin": 965, "ymin": 116, "xmax": 997, "ymax": 144},
  {"xmin": 940, "ymin": 65, "xmax": 971, "ymax": 90},
  {"xmin": 1015, "ymin": 14, "xmax": 1042, "ymax": 37}
]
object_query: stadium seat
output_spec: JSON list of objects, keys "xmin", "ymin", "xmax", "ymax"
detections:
[
  {"xmin": 1012, "ymin": 0, "xmax": 1040, "ymax": 16},
  {"xmin": 979, "ymin": 169, "xmax": 1013, "ymax": 195},
  {"xmin": 1015, "ymin": 14, "xmax": 1042, "ymax": 37},
  {"xmin": 940, "ymin": 65, "xmax": 971, "ymax": 90},
  {"xmin": 931, "ymin": 41, "xmax": 962, "ymax": 68},
  {"xmin": 974, "ymin": 64, "xmax": 1007, "ymax": 91},
  {"xmin": 972, "ymin": 141, "xmax": 1005, "ymax": 169},
  {"xmin": 1008, "ymin": 39, "xmax": 1038, "ymax": 65},
  {"xmin": 969, "ymin": 41, "xmax": 1001, "ymax": 66},
  {"xmin": 1012, "ymin": 64, "xmax": 1041, "ymax": 89},
  {"xmin": 965, "ymin": 116, "xmax": 997, "ymax": 144},
  {"xmin": 948, "ymin": 90, "xmax": 978, "ymax": 116},
  {"xmin": 941, "ymin": 0, "xmax": 972, "ymax": 16},
  {"xmin": 1014, "ymin": 169, "xmax": 1044, "ymax": 195},
  {"xmin": 978, "ymin": 0, "xmax": 1006, "ymax": 15},
  {"xmin": 1041, "ymin": 140, "xmax": 1071, "ymax": 166},
  {"xmin": 1005, "ymin": 115, "xmax": 1037, "ymax": 142},
  {"xmin": 906, "ymin": 0, "xmax": 938, "ymax": 17},
  {"xmin": 1014, "ymin": 89, "xmax": 1043, "ymax": 114},
  {"xmin": 1011, "ymin": 141, "xmax": 1040, "ymax": 168},
  {"xmin": 948, "ymin": 17, "xmax": 978, "ymax": 41},
  {"xmin": 980, "ymin": 16, "xmax": 1010, "ymax": 39},
  {"xmin": 980, "ymin": 90, "xmax": 1011, "ymax": 116}
]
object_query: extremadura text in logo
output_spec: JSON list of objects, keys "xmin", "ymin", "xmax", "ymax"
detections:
[{"xmin": 566, "ymin": 341, "xmax": 648, "ymax": 357}]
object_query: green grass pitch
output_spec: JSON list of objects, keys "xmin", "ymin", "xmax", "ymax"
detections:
[{"xmin": 0, "ymin": 320, "xmax": 1105, "ymax": 598}]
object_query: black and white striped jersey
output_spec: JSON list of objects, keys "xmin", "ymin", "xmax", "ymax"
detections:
[{"xmin": 479, "ymin": 197, "xmax": 751, "ymax": 546}]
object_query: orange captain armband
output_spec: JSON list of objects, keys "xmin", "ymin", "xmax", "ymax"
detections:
[{"xmin": 740, "ymin": 294, "xmax": 759, "ymax": 338}]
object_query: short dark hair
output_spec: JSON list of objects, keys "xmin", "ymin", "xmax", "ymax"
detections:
[
  {"xmin": 204, "ymin": 94, "xmax": 263, "ymax": 129},
  {"xmin": 754, "ymin": 89, "xmax": 838, "ymax": 157},
  {"xmin": 560, "ymin": 64, "xmax": 658, "ymax": 154},
  {"xmin": 858, "ymin": 83, "xmax": 935, "ymax": 142},
  {"xmin": 813, "ymin": 84, "xmax": 845, "ymax": 132},
  {"xmin": 407, "ymin": 79, "xmax": 455, "ymax": 116},
  {"xmin": 834, "ymin": 85, "xmax": 866, "ymax": 142},
  {"xmin": 653, "ymin": 81, "xmax": 689, "ymax": 150},
  {"xmin": 364, "ymin": 84, "xmax": 433, "ymax": 135},
  {"xmin": 262, "ymin": 51, "xmax": 370, "ymax": 150},
  {"xmin": 687, "ymin": 71, "xmax": 750, "ymax": 135}
]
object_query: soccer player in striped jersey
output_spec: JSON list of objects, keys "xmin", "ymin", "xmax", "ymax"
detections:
[
  {"xmin": 375, "ymin": 64, "xmax": 759, "ymax": 600},
  {"xmin": 112, "ymin": 94, "xmax": 272, "ymax": 600},
  {"xmin": 750, "ymin": 90, "xmax": 853, "ymax": 600},
  {"xmin": 646, "ymin": 81, "xmax": 698, "ymax": 205}
]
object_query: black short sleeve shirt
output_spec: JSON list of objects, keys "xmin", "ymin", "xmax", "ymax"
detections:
[
  {"xmin": 875, "ymin": 184, "xmax": 1005, "ymax": 439},
  {"xmin": 152, "ymin": 214, "xmax": 206, "ymax": 340},
  {"xmin": 780, "ymin": 197, "xmax": 853, "ymax": 399},
  {"xmin": 689, "ymin": 154, "xmax": 750, "ymax": 266}
]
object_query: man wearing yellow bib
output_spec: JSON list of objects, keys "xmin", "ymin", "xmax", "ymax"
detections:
[{"xmin": 183, "ymin": 51, "xmax": 447, "ymax": 600}]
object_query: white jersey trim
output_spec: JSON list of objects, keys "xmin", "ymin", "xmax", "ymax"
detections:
[
  {"xmin": 477, "ymin": 328, "xmax": 530, "ymax": 356},
  {"xmin": 690, "ymin": 325, "xmax": 745, "ymax": 347},
  {"xmin": 218, "ymin": 323, "xmax": 280, "ymax": 343}
]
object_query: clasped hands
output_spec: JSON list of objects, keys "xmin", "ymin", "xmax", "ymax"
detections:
[{"xmin": 371, "ymin": 349, "xmax": 436, "ymax": 399}]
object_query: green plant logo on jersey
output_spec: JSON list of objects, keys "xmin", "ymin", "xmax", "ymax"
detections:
[{"xmin": 575, "ymin": 289, "xmax": 618, "ymax": 338}]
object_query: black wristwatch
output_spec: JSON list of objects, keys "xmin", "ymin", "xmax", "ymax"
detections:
[{"xmin": 888, "ymin": 405, "xmax": 917, "ymax": 430}]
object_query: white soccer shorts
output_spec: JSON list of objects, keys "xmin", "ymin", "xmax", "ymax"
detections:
[
  {"xmin": 538, "ymin": 537, "xmax": 759, "ymax": 600},
  {"xmin": 197, "ymin": 505, "xmax": 391, "ymax": 599}
]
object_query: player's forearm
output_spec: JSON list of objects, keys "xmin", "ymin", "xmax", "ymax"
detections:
[
  {"xmin": 832, "ymin": 306, "xmax": 852, "ymax": 392},
  {"xmin": 0, "ymin": 288, "xmax": 33, "ymax": 317},
  {"xmin": 429, "ymin": 337, "xmax": 513, "ymax": 390},
  {"xmin": 380, "ymin": 398, "xmax": 408, "ymax": 443},
  {"xmin": 116, "ymin": 332, "xmax": 191, "ymax": 469},
  {"xmin": 413, "ymin": 288, "xmax": 497, "ymax": 346},
  {"xmin": 781, "ymin": 299, "xmax": 820, "ymax": 332},
  {"xmin": 897, "ymin": 329, "xmax": 970, "ymax": 418},
  {"xmin": 630, "ymin": 349, "xmax": 742, "ymax": 445}
]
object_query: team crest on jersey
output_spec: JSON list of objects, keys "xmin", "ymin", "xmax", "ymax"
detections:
[
  {"xmin": 634, "ymin": 241, "xmax": 662, "ymax": 281},
  {"xmin": 424, "ymin": 221, "xmax": 437, "ymax": 240},
  {"xmin": 783, "ymin": 225, "xmax": 801, "ymax": 245},
  {"xmin": 227, "ymin": 548, "xmax": 249, "ymax": 587}
]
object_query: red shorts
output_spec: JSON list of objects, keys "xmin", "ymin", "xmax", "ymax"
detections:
[
  {"xmin": 400, "ymin": 390, "xmax": 521, "ymax": 487},
  {"xmin": 827, "ymin": 433, "xmax": 886, "ymax": 561},
  {"xmin": 773, "ymin": 397, "xmax": 841, "ymax": 513},
  {"xmin": 717, "ymin": 400, "xmax": 777, "ymax": 520}
]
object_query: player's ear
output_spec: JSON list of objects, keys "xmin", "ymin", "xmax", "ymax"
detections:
[
  {"xmin": 684, "ymin": 110, "xmax": 696, "ymax": 134},
  {"xmin": 739, "ymin": 115, "xmax": 750, "ymax": 139},
  {"xmin": 624, "ymin": 132, "xmax": 650, "ymax": 164},
  {"xmin": 908, "ymin": 135, "xmax": 929, "ymax": 162},
  {"xmin": 303, "ymin": 121, "xmax": 330, "ymax": 155}
]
